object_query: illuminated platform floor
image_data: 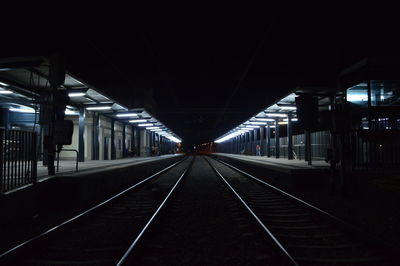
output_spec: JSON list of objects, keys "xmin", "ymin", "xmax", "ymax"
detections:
[
  {"xmin": 214, "ymin": 153, "xmax": 329, "ymax": 171},
  {"xmin": 37, "ymin": 154, "xmax": 182, "ymax": 179}
]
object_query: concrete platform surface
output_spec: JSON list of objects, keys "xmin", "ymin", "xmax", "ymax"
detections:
[
  {"xmin": 37, "ymin": 154, "xmax": 182, "ymax": 180},
  {"xmin": 214, "ymin": 153, "xmax": 329, "ymax": 172}
]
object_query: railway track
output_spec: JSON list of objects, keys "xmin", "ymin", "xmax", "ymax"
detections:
[
  {"xmin": 205, "ymin": 156, "xmax": 396, "ymax": 265},
  {"xmin": 0, "ymin": 156, "xmax": 192, "ymax": 265}
]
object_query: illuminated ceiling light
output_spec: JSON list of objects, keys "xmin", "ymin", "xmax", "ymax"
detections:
[
  {"xmin": 151, "ymin": 129, "xmax": 163, "ymax": 132},
  {"xmin": 264, "ymin": 113, "xmax": 287, "ymax": 117},
  {"xmin": 265, "ymin": 125, "xmax": 276, "ymax": 128},
  {"xmin": 245, "ymin": 125, "xmax": 259, "ymax": 128},
  {"xmin": 146, "ymin": 126, "xmax": 160, "ymax": 130},
  {"xmin": 283, "ymin": 118, "xmax": 298, "ymax": 122},
  {"xmin": 249, "ymin": 121, "xmax": 267, "ymax": 125},
  {"xmin": 68, "ymin": 92, "xmax": 86, "ymax": 97},
  {"xmin": 116, "ymin": 113, "xmax": 138, "ymax": 117},
  {"xmin": 278, "ymin": 121, "xmax": 288, "ymax": 125},
  {"xmin": 129, "ymin": 119, "xmax": 147, "ymax": 123},
  {"xmin": 9, "ymin": 107, "xmax": 36, "ymax": 113},
  {"xmin": 167, "ymin": 136, "xmax": 182, "ymax": 143},
  {"xmin": 0, "ymin": 81, "xmax": 9, "ymax": 86},
  {"xmin": 279, "ymin": 106, "xmax": 297, "ymax": 110},
  {"xmin": 0, "ymin": 90, "xmax": 13, "ymax": 94},
  {"xmin": 138, "ymin": 123, "xmax": 153, "ymax": 127},
  {"xmin": 65, "ymin": 109, "xmax": 78, "ymax": 115},
  {"xmin": 86, "ymin": 106, "xmax": 112, "ymax": 111},
  {"xmin": 254, "ymin": 118, "xmax": 275, "ymax": 122}
]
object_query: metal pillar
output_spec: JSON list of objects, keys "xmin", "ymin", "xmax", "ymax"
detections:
[
  {"xmin": 78, "ymin": 108, "xmax": 85, "ymax": 162},
  {"xmin": 111, "ymin": 119, "xmax": 116, "ymax": 160},
  {"xmin": 305, "ymin": 130, "xmax": 312, "ymax": 165},
  {"xmin": 253, "ymin": 129, "xmax": 257, "ymax": 155},
  {"xmin": 265, "ymin": 124, "xmax": 271, "ymax": 157},
  {"xmin": 275, "ymin": 119, "xmax": 280, "ymax": 158},
  {"xmin": 287, "ymin": 112, "xmax": 293, "ymax": 160},
  {"xmin": 92, "ymin": 112, "xmax": 99, "ymax": 160},
  {"xmin": 259, "ymin": 126, "xmax": 265, "ymax": 156},
  {"xmin": 122, "ymin": 124, "xmax": 126, "ymax": 157},
  {"xmin": 130, "ymin": 125, "xmax": 135, "ymax": 155}
]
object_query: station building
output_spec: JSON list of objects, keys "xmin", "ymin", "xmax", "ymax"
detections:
[
  {"xmin": 215, "ymin": 57, "xmax": 400, "ymax": 174},
  {"xmin": 0, "ymin": 57, "xmax": 182, "ymax": 194}
]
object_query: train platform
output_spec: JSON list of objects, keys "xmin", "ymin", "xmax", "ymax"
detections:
[
  {"xmin": 37, "ymin": 154, "xmax": 182, "ymax": 181},
  {"xmin": 211, "ymin": 153, "xmax": 330, "ymax": 190}
]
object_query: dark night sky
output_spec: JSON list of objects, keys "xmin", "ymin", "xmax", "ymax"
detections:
[{"xmin": 2, "ymin": 2, "xmax": 400, "ymax": 146}]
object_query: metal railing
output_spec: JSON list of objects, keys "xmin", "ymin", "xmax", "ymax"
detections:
[
  {"xmin": 0, "ymin": 129, "xmax": 37, "ymax": 194},
  {"xmin": 56, "ymin": 149, "xmax": 79, "ymax": 172}
]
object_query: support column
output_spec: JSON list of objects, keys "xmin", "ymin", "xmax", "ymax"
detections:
[
  {"xmin": 122, "ymin": 124, "xmax": 126, "ymax": 157},
  {"xmin": 260, "ymin": 126, "xmax": 265, "ymax": 156},
  {"xmin": 305, "ymin": 130, "xmax": 312, "ymax": 165},
  {"xmin": 287, "ymin": 112, "xmax": 293, "ymax": 160},
  {"xmin": 78, "ymin": 108, "xmax": 85, "ymax": 162},
  {"xmin": 92, "ymin": 112, "xmax": 99, "ymax": 160},
  {"xmin": 275, "ymin": 119, "xmax": 280, "ymax": 158},
  {"xmin": 111, "ymin": 119, "xmax": 116, "ymax": 160},
  {"xmin": 130, "ymin": 126, "xmax": 135, "ymax": 156},
  {"xmin": 253, "ymin": 129, "xmax": 257, "ymax": 155},
  {"xmin": 266, "ymin": 124, "xmax": 271, "ymax": 157}
]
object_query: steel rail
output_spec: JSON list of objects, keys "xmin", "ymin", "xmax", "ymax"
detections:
[
  {"xmin": 204, "ymin": 157, "xmax": 298, "ymax": 266},
  {"xmin": 116, "ymin": 157, "xmax": 194, "ymax": 265},
  {"xmin": 0, "ymin": 157, "xmax": 187, "ymax": 259},
  {"xmin": 214, "ymin": 157, "xmax": 353, "ymax": 226}
]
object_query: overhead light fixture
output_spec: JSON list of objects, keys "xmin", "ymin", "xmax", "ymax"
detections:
[
  {"xmin": 151, "ymin": 129, "xmax": 163, "ymax": 132},
  {"xmin": 279, "ymin": 106, "xmax": 297, "ymax": 110},
  {"xmin": 249, "ymin": 121, "xmax": 267, "ymax": 125},
  {"xmin": 0, "ymin": 81, "xmax": 9, "ymax": 87},
  {"xmin": 146, "ymin": 126, "xmax": 160, "ymax": 130},
  {"xmin": 116, "ymin": 113, "xmax": 138, "ymax": 117},
  {"xmin": 86, "ymin": 106, "xmax": 112, "ymax": 111},
  {"xmin": 283, "ymin": 118, "xmax": 298, "ymax": 122},
  {"xmin": 0, "ymin": 90, "xmax": 13, "ymax": 94},
  {"xmin": 138, "ymin": 123, "xmax": 153, "ymax": 127},
  {"xmin": 68, "ymin": 92, "xmax": 86, "ymax": 97},
  {"xmin": 245, "ymin": 125, "xmax": 260, "ymax": 128},
  {"xmin": 254, "ymin": 118, "xmax": 275, "ymax": 122},
  {"xmin": 129, "ymin": 119, "xmax": 147, "ymax": 123},
  {"xmin": 278, "ymin": 121, "xmax": 288, "ymax": 125},
  {"xmin": 65, "ymin": 109, "xmax": 79, "ymax": 115},
  {"xmin": 264, "ymin": 113, "xmax": 287, "ymax": 117},
  {"xmin": 9, "ymin": 107, "xmax": 36, "ymax": 113}
]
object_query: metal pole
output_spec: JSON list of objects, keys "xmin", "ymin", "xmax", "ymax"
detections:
[
  {"xmin": 275, "ymin": 119, "xmax": 280, "ymax": 158},
  {"xmin": 288, "ymin": 112, "xmax": 293, "ymax": 160}
]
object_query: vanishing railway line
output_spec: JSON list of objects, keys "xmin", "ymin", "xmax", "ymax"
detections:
[{"xmin": 0, "ymin": 155, "xmax": 395, "ymax": 265}]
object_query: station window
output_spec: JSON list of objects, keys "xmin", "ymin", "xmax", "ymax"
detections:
[
  {"xmin": 370, "ymin": 80, "xmax": 400, "ymax": 106},
  {"xmin": 346, "ymin": 82, "xmax": 368, "ymax": 105}
]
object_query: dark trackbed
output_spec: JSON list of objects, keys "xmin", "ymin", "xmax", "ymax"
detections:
[{"xmin": 0, "ymin": 155, "xmax": 396, "ymax": 265}]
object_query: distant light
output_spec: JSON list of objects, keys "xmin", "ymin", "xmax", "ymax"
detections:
[
  {"xmin": 116, "ymin": 113, "xmax": 138, "ymax": 117},
  {"xmin": 254, "ymin": 118, "xmax": 275, "ymax": 122},
  {"xmin": 86, "ymin": 106, "xmax": 112, "ymax": 110},
  {"xmin": 9, "ymin": 107, "xmax": 36, "ymax": 113},
  {"xmin": 138, "ymin": 123, "xmax": 153, "ymax": 127},
  {"xmin": 347, "ymin": 94, "xmax": 368, "ymax": 102},
  {"xmin": 265, "ymin": 113, "xmax": 287, "ymax": 117},
  {"xmin": 278, "ymin": 121, "xmax": 288, "ymax": 125},
  {"xmin": 245, "ymin": 125, "xmax": 260, "ymax": 128},
  {"xmin": 265, "ymin": 125, "xmax": 276, "ymax": 128},
  {"xmin": 129, "ymin": 119, "xmax": 147, "ymax": 123},
  {"xmin": 0, "ymin": 90, "xmax": 13, "ymax": 94},
  {"xmin": 146, "ymin": 126, "xmax": 160, "ymax": 130},
  {"xmin": 0, "ymin": 81, "xmax": 8, "ymax": 87},
  {"xmin": 151, "ymin": 129, "xmax": 163, "ymax": 132},
  {"xmin": 68, "ymin": 92, "xmax": 86, "ymax": 97}
]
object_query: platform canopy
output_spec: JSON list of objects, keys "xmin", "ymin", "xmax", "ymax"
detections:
[
  {"xmin": 215, "ymin": 86, "xmax": 340, "ymax": 143},
  {"xmin": 0, "ymin": 56, "xmax": 181, "ymax": 143}
]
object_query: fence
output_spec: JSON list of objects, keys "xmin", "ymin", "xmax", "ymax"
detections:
[{"xmin": 0, "ymin": 129, "xmax": 37, "ymax": 194}]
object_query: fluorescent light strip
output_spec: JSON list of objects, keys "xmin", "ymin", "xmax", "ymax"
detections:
[
  {"xmin": 254, "ymin": 118, "xmax": 275, "ymax": 122},
  {"xmin": 265, "ymin": 113, "xmax": 287, "ymax": 117},
  {"xmin": 0, "ymin": 81, "xmax": 8, "ymax": 86},
  {"xmin": 146, "ymin": 126, "xmax": 160, "ymax": 130},
  {"xmin": 249, "ymin": 121, "xmax": 267, "ymax": 125},
  {"xmin": 68, "ymin": 92, "xmax": 86, "ymax": 97},
  {"xmin": 138, "ymin": 123, "xmax": 153, "ymax": 127},
  {"xmin": 0, "ymin": 90, "xmax": 13, "ymax": 94},
  {"xmin": 279, "ymin": 106, "xmax": 296, "ymax": 110},
  {"xmin": 9, "ymin": 107, "xmax": 36, "ymax": 113},
  {"xmin": 86, "ymin": 106, "xmax": 112, "ymax": 110},
  {"xmin": 116, "ymin": 113, "xmax": 138, "ymax": 117},
  {"xmin": 129, "ymin": 119, "xmax": 147, "ymax": 123}
]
